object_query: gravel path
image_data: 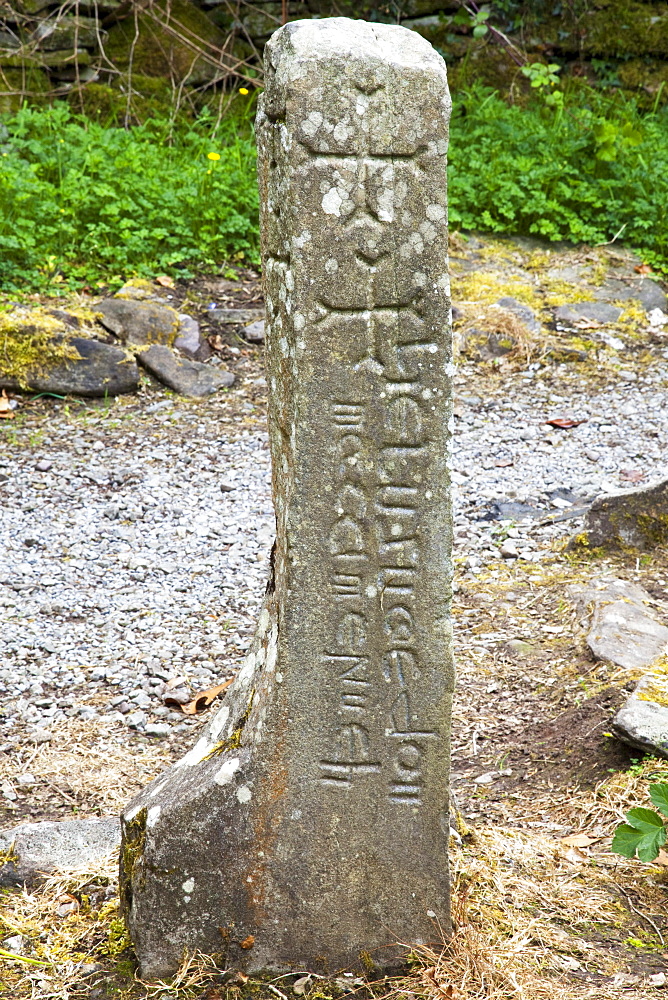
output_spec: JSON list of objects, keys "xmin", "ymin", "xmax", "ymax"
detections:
[{"xmin": 1, "ymin": 235, "xmax": 667, "ymax": 784}]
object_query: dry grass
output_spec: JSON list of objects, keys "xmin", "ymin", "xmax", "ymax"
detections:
[{"xmin": 0, "ymin": 717, "xmax": 172, "ymax": 815}]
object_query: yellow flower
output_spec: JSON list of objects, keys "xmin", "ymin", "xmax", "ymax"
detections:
[
  {"xmin": 239, "ymin": 87, "xmax": 249, "ymax": 95},
  {"xmin": 207, "ymin": 152, "xmax": 220, "ymax": 161}
]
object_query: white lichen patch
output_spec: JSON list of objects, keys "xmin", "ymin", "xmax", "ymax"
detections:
[
  {"xmin": 322, "ymin": 187, "xmax": 344, "ymax": 216},
  {"xmin": 209, "ymin": 705, "xmax": 230, "ymax": 742},
  {"xmin": 236, "ymin": 785, "xmax": 252, "ymax": 804},
  {"xmin": 214, "ymin": 756, "xmax": 241, "ymax": 786},
  {"xmin": 178, "ymin": 737, "xmax": 211, "ymax": 768},
  {"xmin": 147, "ymin": 805, "xmax": 161, "ymax": 828},
  {"xmin": 182, "ymin": 877, "xmax": 195, "ymax": 894}
]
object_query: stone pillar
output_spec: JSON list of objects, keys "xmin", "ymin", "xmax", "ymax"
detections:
[{"xmin": 120, "ymin": 17, "xmax": 453, "ymax": 980}]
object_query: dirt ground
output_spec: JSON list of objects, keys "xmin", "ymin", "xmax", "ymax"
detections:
[{"xmin": 2, "ymin": 247, "xmax": 668, "ymax": 999}]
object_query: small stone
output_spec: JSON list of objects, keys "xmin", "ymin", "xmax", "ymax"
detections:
[
  {"xmin": 500, "ymin": 540, "xmax": 519, "ymax": 558},
  {"xmin": 126, "ymin": 710, "xmax": 147, "ymax": 729},
  {"xmin": 30, "ymin": 729, "xmax": 52, "ymax": 744},
  {"xmin": 555, "ymin": 302, "xmax": 623, "ymax": 325},
  {"xmin": 35, "ymin": 460, "xmax": 52, "ymax": 472},
  {"xmin": 1, "ymin": 935, "xmax": 25, "ymax": 955},
  {"xmin": 208, "ymin": 307, "xmax": 264, "ymax": 326},
  {"xmin": 241, "ymin": 320, "xmax": 266, "ymax": 343},
  {"xmin": 649, "ymin": 973, "xmax": 667, "ymax": 987},
  {"xmin": 173, "ymin": 314, "xmax": 204, "ymax": 358},
  {"xmin": 503, "ymin": 638, "xmax": 535, "ymax": 657},
  {"xmin": 145, "ymin": 723, "xmax": 170, "ymax": 737}
]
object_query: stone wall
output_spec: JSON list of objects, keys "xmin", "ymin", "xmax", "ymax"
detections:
[{"xmin": 1, "ymin": 1, "xmax": 667, "ymax": 117}]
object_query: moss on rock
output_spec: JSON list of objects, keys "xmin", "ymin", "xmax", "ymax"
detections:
[
  {"xmin": 105, "ymin": 0, "xmax": 226, "ymax": 86},
  {"xmin": 0, "ymin": 309, "xmax": 80, "ymax": 388}
]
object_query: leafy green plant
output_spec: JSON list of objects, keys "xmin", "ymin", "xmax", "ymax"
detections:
[
  {"xmin": 0, "ymin": 98, "xmax": 259, "ymax": 293},
  {"xmin": 521, "ymin": 61, "xmax": 561, "ymax": 89},
  {"xmin": 448, "ymin": 84, "xmax": 668, "ymax": 273},
  {"xmin": 452, "ymin": 4, "xmax": 492, "ymax": 38},
  {"xmin": 612, "ymin": 783, "xmax": 668, "ymax": 862}
]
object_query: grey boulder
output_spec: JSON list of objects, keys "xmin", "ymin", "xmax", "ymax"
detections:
[
  {"xmin": 582, "ymin": 478, "xmax": 668, "ymax": 550},
  {"xmin": 138, "ymin": 344, "xmax": 235, "ymax": 397},
  {"xmin": 97, "ymin": 298, "xmax": 180, "ymax": 347},
  {"xmin": 613, "ymin": 676, "xmax": 668, "ymax": 759},
  {"xmin": 0, "ymin": 337, "xmax": 139, "ymax": 397},
  {"xmin": 570, "ymin": 577, "xmax": 668, "ymax": 671},
  {"xmin": 0, "ymin": 817, "xmax": 120, "ymax": 887}
]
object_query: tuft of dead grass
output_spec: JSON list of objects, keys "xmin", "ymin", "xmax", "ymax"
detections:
[{"xmin": 0, "ymin": 718, "xmax": 172, "ymax": 815}]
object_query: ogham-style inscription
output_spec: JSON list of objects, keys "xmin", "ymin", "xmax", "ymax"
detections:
[{"xmin": 119, "ymin": 18, "xmax": 453, "ymax": 979}]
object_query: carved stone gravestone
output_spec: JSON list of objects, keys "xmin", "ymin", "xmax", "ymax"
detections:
[{"xmin": 120, "ymin": 17, "xmax": 453, "ymax": 979}]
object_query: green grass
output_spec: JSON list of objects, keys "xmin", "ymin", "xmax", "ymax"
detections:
[{"xmin": 0, "ymin": 83, "xmax": 667, "ymax": 293}]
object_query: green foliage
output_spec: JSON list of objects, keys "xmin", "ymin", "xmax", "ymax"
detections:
[
  {"xmin": 451, "ymin": 5, "xmax": 492, "ymax": 38},
  {"xmin": 1, "ymin": 80, "xmax": 668, "ymax": 291},
  {"xmin": 612, "ymin": 782, "xmax": 668, "ymax": 862},
  {"xmin": 521, "ymin": 62, "xmax": 562, "ymax": 89},
  {"xmin": 448, "ymin": 85, "xmax": 668, "ymax": 273},
  {"xmin": 0, "ymin": 99, "xmax": 259, "ymax": 292}
]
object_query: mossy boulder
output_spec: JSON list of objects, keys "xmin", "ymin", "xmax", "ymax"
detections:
[
  {"xmin": 582, "ymin": 478, "xmax": 668, "ymax": 550},
  {"xmin": 105, "ymin": 0, "xmax": 227, "ymax": 85},
  {"xmin": 74, "ymin": 74, "xmax": 175, "ymax": 124},
  {"xmin": 0, "ymin": 66, "xmax": 50, "ymax": 112},
  {"xmin": 0, "ymin": 308, "xmax": 139, "ymax": 396}
]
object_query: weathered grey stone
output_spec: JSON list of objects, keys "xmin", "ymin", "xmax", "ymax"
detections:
[
  {"xmin": 173, "ymin": 313, "xmax": 204, "ymax": 358},
  {"xmin": 32, "ymin": 17, "xmax": 103, "ymax": 51},
  {"xmin": 121, "ymin": 17, "xmax": 453, "ymax": 979},
  {"xmin": 0, "ymin": 337, "xmax": 139, "ymax": 398},
  {"xmin": 554, "ymin": 301, "xmax": 623, "ymax": 325},
  {"xmin": 96, "ymin": 298, "xmax": 180, "ymax": 347},
  {"xmin": 582, "ymin": 478, "xmax": 668, "ymax": 550},
  {"xmin": 613, "ymin": 671, "xmax": 668, "ymax": 759},
  {"xmin": 137, "ymin": 344, "xmax": 234, "ymax": 396},
  {"xmin": 570, "ymin": 577, "xmax": 668, "ymax": 671},
  {"xmin": 241, "ymin": 319, "xmax": 266, "ymax": 343},
  {"xmin": 208, "ymin": 307, "xmax": 265, "ymax": 325},
  {"xmin": 595, "ymin": 277, "xmax": 668, "ymax": 313},
  {"xmin": 0, "ymin": 818, "xmax": 120, "ymax": 887}
]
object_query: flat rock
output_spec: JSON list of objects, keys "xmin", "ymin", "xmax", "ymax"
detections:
[
  {"xmin": 97, "ymin": 298, "xmax": 180, "ymax": 347},
  {"xmin": 582, "ymin": 478, "xmax": 668, "ymax": 550},
  {"xmin": 570, "ymin": 577, "xmax": 668, "ymax": 671},
  {"xmin": 0, "ymin": 817, "xmax": 120, "ymax": 887},
  {"xmin": 208, "ymin": 307, "xmax": 265, "ymax": 325},
  {"xmin": 613, "ymin": 672, "xmax": 668, "ymax": 758},
  {"xmin": 555, "ymin": 301, "xmax": 623, "ymax": 325},
  {"xmin": 595, "ymin": 277, "xmax": 667, "ymax": 313},
  {"xmin": 173, "ymin": 313, "xmax": 206, "ymax": 358},
  {"xmin": 0, "ymin": 337, "xmax": 139, "ymax": 397},
  {"xmin": 138, "ymin": 344, "xmax": 235, "ymax": 397}
]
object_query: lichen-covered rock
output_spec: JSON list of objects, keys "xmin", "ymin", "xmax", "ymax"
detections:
[
  {"xmin": 613, "ymin": 670, "xmax": 668, "ymax": 758},
  {"xmin": 121, "ymin": 17, "xmax": 453, "ymax": 979},
  {"xmin": 0, "ymin": 309, "xmax": 139, "ymax": 397},
  {"xmin": 0, "ymin": 818, "xmax": 120, "ymax": 887},
  {"xmin": 582, "ymin": 479, "xmax": 668, "ymax": 550},
  {"xmin": 96, "ymin": 298, "xmax": 181, "ymax": 347},
  {"xmin": 1, "ymin": 337, "xmax": 139, "ymax": 397}
]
